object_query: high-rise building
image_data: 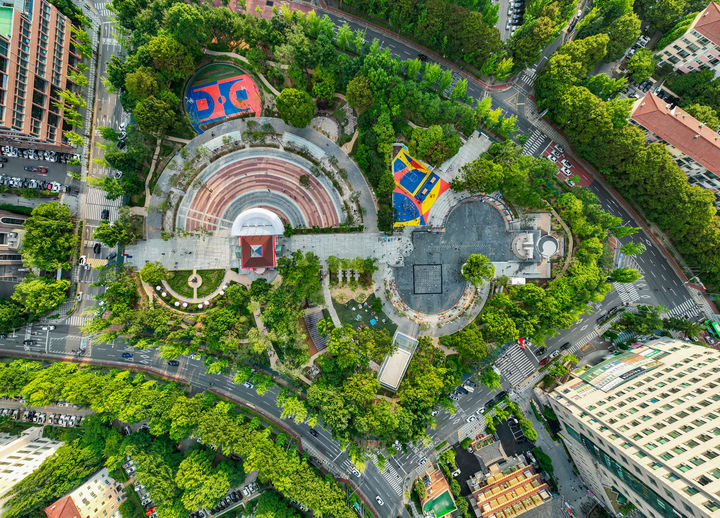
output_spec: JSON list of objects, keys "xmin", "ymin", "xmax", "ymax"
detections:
[
  {"xmin": 548, "ymin": 338, "xmax": 720, "ymax": 518},
  {"xmin": 630, "ymin": 93, "xmax": 720, "ymax": 208},
  {"xmin": 0, "ymin": 427, "xmax": 63, "ymax": 508},
  {"xmin": 44, "ymin": 467, "xmax": 125, "ymax": 518},
  {"xmin": 657, "ymin": 2, "xmax": 720, "ymax": 77},
  {"xmin": 0, "ymin": 0, "xmax": 82, "ymax": 149}
]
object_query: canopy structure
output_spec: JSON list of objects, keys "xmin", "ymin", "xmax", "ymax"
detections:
[{"xmin": 230, "ymin": 207, "xmax": 284, "ymax": 237}]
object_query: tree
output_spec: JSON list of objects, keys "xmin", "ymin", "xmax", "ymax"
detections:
[
  {"xmin": 275, "ymin": 88, "xmax": 314, "ymax": 128},
  {"xmin": 635, "ymin": 0, "xmax": 686, "ymax": 30},
  {"xmin": 125, "ymin": 66, "xmax": 159, "ymax": 99},
  {"xmin": 627, "ymin": 49, "xmax": 658, "ymax": 83},
  {"xmin": 21, "ymin": 202, "xmax": 77, "ymax": 271},
  {"xmin": 312, "ymin": 68, "xmax": 335, "ymax": 102},
  {"xmin": 175, "ymin": 449, "xmax": 229, "ymax": 511},
  {"xmin": 451, "ymin": 79, "xmax": 468, "ymax": 100},
  {"xmin": 621, "ymin": 242, "xmax": 646, "ymax": 255},
  {"xmin": 462, "ymin": 254, "xmax": 495, "ymax": 286},
  {"xmin": 0, "ymin": 299, "xmax": 23, "ymax": 333},
  {"xmin": 512, "ymin": 17, "xmax": 556, "ymax": 68},
  {"xmin": 439, "ymin": 69, "xmax": 453, "ymax": 92},
  {"xmin": 11, "ymin": 276, "xmax": 70, "ymax": 317},
  {"xmin": 345, "ymin": 76, "xmax": 375, "ymax": 113},
  {"xmin": 93, "ymin": 213, "xmax": 141, "ymax": 247},
  {"xmin": 139, "ymin": 262, "xmax": 167, "ymax": 286},
  {"xmin": 604, "ymin": 12, "xmax": 642, "ymax": 61},
  {"xmin": 413, "ymin": 479, "xmax": 427, "ymax": 500},
  {"xmin": 146, "ymin": 33, "xmax": 195, "ymax": 81},
  {"xmin": 684, "ymin": 103, "xmax": 720, "ymax": 130},
  {"xmin": 63, "ymin": 130, "xmax": 84, "ymax": 147},
  {"xmin": 480, "ymin": 367, "xmax": 502, "ymax": 390},
  {"xmin": 134, "ymin": 96, "xmax": 176, "ymax": 135},
  {"xmin": 494, "ymin": 57, "xmax": 514, "ymax": 80},
  {"xmin": 610, "ymin": 267, "xmax": 642, "ymax": 283},
  {"xmin": 408, "ymin": 125, "xmax": 462, "ymax": 166}
]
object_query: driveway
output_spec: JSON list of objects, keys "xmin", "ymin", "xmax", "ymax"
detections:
[{"xmin": 452, "ymin": 443, "xmax": 482, "ymax": 496}]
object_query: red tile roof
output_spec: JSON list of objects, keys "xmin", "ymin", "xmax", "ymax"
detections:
[
  {"xmin": 695, "ymin": 2, "xmax": 720, "ymax": 47},
  {"xmin": 239, "ymin": 234, "xmax": 276, "ymax": 270},
  {"xmin": 44, "ymin": 496, "xmax": 81, "ymax": 518},
  {"xmin": 631, "ymin": 92, "xmax": 720, "ymax": 175}
]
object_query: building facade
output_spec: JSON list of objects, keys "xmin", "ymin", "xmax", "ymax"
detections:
[
  {"xmin": 631, "ymin": 92, "xmax": 720, "ymax": 208},
  {"xmin": 45, "ymin": 467, "xmax": 125, "ymax": 518},
  {"xmin": 0, "ymin": 0, "xmax": 81, "ymax": 149},
  {"xmin": 657, "ymin": 2, "xmax": 720, "ymax": 76},
  {"xmin": 0, "ymin": 427, "xmax": 63, "ymax": 507},
  {"xmin": 548, "ymin": 339, "xmax": 720, "ymax": 518}
]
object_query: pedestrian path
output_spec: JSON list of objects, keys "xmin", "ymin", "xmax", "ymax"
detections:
[
  {"xmin": 495, "ymin": 344, "xmax": 536, "ymax": 386},
  {"xmin": 380, "ymin": 463, "xmax": 403, "ymax": 496},
  {"xmin": 613, "ymin": 282, "xmax": 639, "ymax": 305},
  {"xmin": 519, "ymin": 68, "xmax": 537, "ymax": 86},
  {"xmin": 66, "ymin": 314, "xmax": 91, "ymax": 328},
  {"xmin": 522, "ymin": 130, "xmax": 548, "ymax": 156},
  {"xmin": 84, "ymin": 187, "xmax": 121, "ymax": 221},
  {"xmin": 664, "ymin": 298, "xmax": 700, "ymax": 319}
]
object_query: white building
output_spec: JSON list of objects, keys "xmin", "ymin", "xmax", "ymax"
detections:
[
  {"xmin": 657, "ymin": 2, "xmax": 720, "ymax": 76},
  {"xmin": 548, "ymin": 338, "xmax": 720, "ymax": 518},
  {"xmin": 0, "ymin": 427, "xmax": 63, "ymax": 507},
  {"xmin": 45, "ymin": 467, "xmax": 125, "ymax": 518}
]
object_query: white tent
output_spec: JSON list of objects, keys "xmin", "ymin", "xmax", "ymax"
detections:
[{"xmin": 230, "ymin": 208, "xmax": 284, "ymax": 236}]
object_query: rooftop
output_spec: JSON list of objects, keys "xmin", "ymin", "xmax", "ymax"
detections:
[
  {"xmin": 470, "ymin": 463, "xmax": 552, "ymax": 518},
  {"xmin": 44, "ymin": 496, "xmax": 81, "ymax": 518},
  {"xmin": 377, "ymin": 332, "xmax": 418, "ymax": 391},
  {"xmin": 631, "ymin": 92, "xmax": 720, "ymax": 176},
  {"xmin": 693, "ymin": 2, "xmax": 720, "ymax": 47}
]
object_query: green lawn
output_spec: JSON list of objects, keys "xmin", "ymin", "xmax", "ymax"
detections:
[
  {"xmin": 166, "ymin": 270, "xmax": 194, "ymax": 298},
  {"xmin": 332, "ymin": 294, "xmax": 397, "ymax": 335},
  {"xmin": 166, "ymin": 269, "xmax": 226, "ymax": 299},
  {"xmin": 196, "ymin": 269, "xmax": 226, "ymax": 298}
]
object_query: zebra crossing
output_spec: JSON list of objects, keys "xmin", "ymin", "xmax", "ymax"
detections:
[
  {"xmin": 495, "ymin": 344, "xmax": 537, "ymax": 386},
  {"xmin": 97, "ymin": 7, "xmax": 113, "ymax": 17},
  {"xmin": 66, "ymin": 313, "xmax": 92, "ymax": 328},
  {"xmin": 522, "ymin": 130, "xmax": 548, "ymax": 156},
  {"xmin": 519, "ymin": 67, "xmax": 538, "ymax": 86},
  {"xmin": 664, "ymin": 299, "xmax": 700, "ymax": 319},
  {"xmin": 613, "ymin": 282, "xmax": 639, "ymax": 305},
  {"xmin": 380, "ymin": 463, "xmax": 403, "ymax": 495},
  {"xmin": 84, "ymin": 187, "xmax": 121, "ymax": 221}
]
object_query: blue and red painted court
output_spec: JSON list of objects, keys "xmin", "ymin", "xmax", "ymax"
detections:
[{"xmin": 185, "ymin": 63, "xmax": 262, "ymax": 133}]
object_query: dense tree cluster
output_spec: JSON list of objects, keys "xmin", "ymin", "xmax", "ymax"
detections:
[
  {"xmin": 0, "ymin": 361, "xmax": 353, "ymax": 518},
  {"xmin": 576, "ymin": 0, "xmax": 640, "ymax": 61},
  {"xmin": 509, "ymin": 0, "xmax": 578, "ymax": 69},
  {"xmin": 338, "ymin": 0, "xmax": 501, "ymax": 70},
  {"xmin": 535, "ymin": 33, "xmax": 720, "ymax": 289}
]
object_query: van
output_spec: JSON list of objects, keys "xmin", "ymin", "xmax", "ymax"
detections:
[{"xmin": 463, "ymin": 383, "xmax": 475, "ymax": 393}]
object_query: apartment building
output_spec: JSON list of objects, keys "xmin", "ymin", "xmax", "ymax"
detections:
[
  {"xmin": 631, "ymin": 92, "xmax": 720, "ymax": 208},
  {"xmin": 657, "ymin": 2, "xmax": 720, "ymax": 76},
  {"xmin": 0, "ymin": 0, "xmax": 81, "ymax": 149},
  {"xmin": 0, "ymin": 427, "xmax": 63, "ymax": 507},
  {"xmin": 548, "ymin": 338, "xmax": 720, "ymax": 518},
  {"xmin": 45, "ymin": 467, "xmax": 125, "ymax": 518},
  {"xmin": 468, "ymin": 461, "xmax": 552, "ymax": 517}
]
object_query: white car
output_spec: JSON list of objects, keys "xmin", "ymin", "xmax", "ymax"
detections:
[
  {"xmin": 565, "ymin": 178, "xmax": 576, "ymax": 188},
  {"xmin": 242, "ymin": 381, "xmax": 253, "ymax": 389},
  {"xmin": 561, "ymin": 159, "xmax": 572, "ymax": 168},
  {"xmin": 431, "ymin": 410, "xmax": 439, "ymax": 416},
  {"xmin": 376, "ymin": 496, "xmax": 384, "ymax": 506},
  {"xmin": 452, "ymin": 469, "xmax": 461, "ymax": 477},
  {"xmin": 555, "ymin": 145, "xmax": 565, "ymax": 153},
  {"xmin": 466, "ymin": 415, "xmax": 477, "ymax": 423},
  {"xmin": 550, "ymin": 350, "xmax": 561, "ymax": 359},
  {"xmin": 419, "ymin": 457, "xmax": 428, "ymax": 466},
  {"xmin": 548, "ymin": 155, "xmax": 557, "ymax": 162},
  {"xmin": 561, "ymin": 167, "xmax": 572, "ymax": 176}
]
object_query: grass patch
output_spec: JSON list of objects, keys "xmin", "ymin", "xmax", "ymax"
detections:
[
  {"xmin": 166, "ymin": 270, "xmax": 194, "ymax": 298},
  {"xmin": 0, "ymin": 203, "xmax": 33, "ymax": 215},
  {"xmin": 196, "ymin": 269, "xmax": 226, "ymax": 298},
  {"xmin": 332, "ymin": 294, "xmax": 397, "ymax": 335}
]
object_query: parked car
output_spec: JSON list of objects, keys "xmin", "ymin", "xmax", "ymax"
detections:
[
  {"xmin": 456, "ymin": 385, "xmax": 469, "ymax": 395},
  {"xmin": 561, "ymin": 159, "xmax": 572, "ymax": 168},
  {"xmin": 23, "ymin": 166, "xmax": 47, "ymax": 173},
  {"xmin": 242, "ymin": 381, "xmax": 253, "ymax": 389},
  {"xmin": 167, "ymin": 360, "xmax": 180, "ymax": 366},
  {"xmin": 539, "ymin": 357, "xmax": 550, "ymax": 366},
  {"xmin": 561, "ymin": 167, "xmax": 572, "ymax": 176},
  {"xmin": 565, "ymin": 178, "xmax": 576, "ymax": 188},
  {"xmin": 549, "ymin": 350, "xmax": 561, "ymax": 359}
]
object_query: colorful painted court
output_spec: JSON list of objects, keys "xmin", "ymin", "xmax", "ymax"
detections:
[
  {"xmin": 185, "ymin": 63, "xmax": 262, "ymax": 133},
  {"xmin": 392, "ymin": 145, "xmax": 449, "ymax": 227}
]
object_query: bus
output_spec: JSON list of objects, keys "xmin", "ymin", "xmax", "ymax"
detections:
[{"xmin": 705, "ymin": 320, "xmax": 720, "ymax": 339}]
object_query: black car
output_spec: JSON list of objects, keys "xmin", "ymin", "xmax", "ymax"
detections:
[
  {"xmin": 0, "ymin": 157, "xmax": 7, "ymax": 162},
  {"xmin": 93, "ymin": 242, "xmax": 102, "ymax": 254},
  {"xmin": 560, "ymin": 342, "xmax": 571, "ymax": 350},
  {"xmin": 417, "ymin": 53, "xmax": 428, "ymax": 62},
  {"xmin": 101, "ymin": 209, "xmax": 110, "ymax": 220},
  {"xmin": 465, "ymin": 379, "xmax": 477, "ymax": 388},
  {"xmin": 456, "ymin": 386, "xmax": 469, "ymax": 395},
  {"xmin": 309, "ymin": 429, "xmax": 319, "ymax": 437},
  {"xmin": 536, "ymin": 346, "xmax": 547, "ymax": 355},
  {"xmin": 23, "ymin": 339, "xmax": 36, "ymax": 345},
  {"xmin": 107, "ymin": 252, "xmax": 117, "ymax": 260},
  {"xmin": 167, "ymin": 360, "xmax": 180, "ymax": 367}
]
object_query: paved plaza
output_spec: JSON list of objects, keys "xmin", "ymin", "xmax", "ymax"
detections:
[{"xmin": 395, "ymin": 200, "xmax": 514, "ymax": 314}]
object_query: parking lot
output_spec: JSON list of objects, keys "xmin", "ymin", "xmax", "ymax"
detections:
[
  {"xmin": 495, "ymin": 418, "xmax": 533, "ymax": 457},
  {"xmin": 542, "ymin": 142, "xmax": 593, "ymax": 188},
  {"xmin": 0, "ymin": 146, "xmax": 79, "ymax": 187},
  {"xmin": 499, "ymin": 0, "xmax": 525, "ymax": 40}
]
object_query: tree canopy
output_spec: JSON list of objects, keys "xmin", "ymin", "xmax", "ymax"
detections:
[{"xmin": 20, "ymin": 203, "xmax": 77, "ymax": 272}]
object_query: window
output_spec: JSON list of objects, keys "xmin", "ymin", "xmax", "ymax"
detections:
[
  {"xmin": 703, "ymin": 450, "xmax": 718, "ymax": 460},
  {"xmin": 661, "ymin": 453, "xmax": 674, "ymax": 461},
  {"xmin": 686, "ymin": 439, "xmax": 699, "ymax": 448},
  {"xmin": 684, "ymin": 486, "xmax": 699, "ymax": 496},
  {"xmin": 677, "ymin": 464, "xmax": 692, "ymax": 473},
  {"xmin": 690, "ymin": 457, "xmax": 705, "ymax": 466}
]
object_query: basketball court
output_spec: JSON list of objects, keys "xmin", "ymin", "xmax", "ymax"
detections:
[
  {"xmin": 392, "ymin": 146, "xmax": 449, "ymax": 227},
  {"xmin": 185, "ymin": 63, "xmax": 262, "ymax": 133}
]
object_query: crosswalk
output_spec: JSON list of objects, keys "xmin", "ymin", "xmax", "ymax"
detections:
[
  {"xmin": 495, "ymin": 344, "xmax": 537, "ymax": 386},
  {"xmin": 522, "ymin": 130, "xmax": 548, "ymax": 156},
  {"xmin": 664, "ymin": 299, "xmax": 700, "ymax": 319},
  {"xmin": 519, "ymin": 67, "xmax": 537, "ymax": 86},
  {"xmin": 613, "ymin": 282, "xmax": 639, "ymax": 305},
  {"xmin": 66, "ymin": 313, "xmax": 92, "ymax": 328},
  {"xmin": 380, "ymin": 463, "xmax": 403, "ymax": 495},
  {"xmin": 97, "ymin": 7, "xmax": 112, "ymax": 17},
  {"xmin": 84, "ymin": 187, "xmax": 121, "ymax": 221}
]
